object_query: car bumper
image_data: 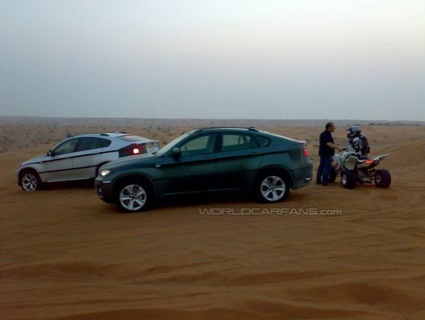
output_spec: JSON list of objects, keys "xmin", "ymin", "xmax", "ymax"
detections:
[
  {"xmin": 95, "ymin": 178, "xmax": 113, "ymax": 203},
  {"xmin": 293, "ymin": 175, "xmax": 313, "ymax": 189},
  {"xmin": 292, "ymin": 163, "xmax": 313, "ymax": 189}
]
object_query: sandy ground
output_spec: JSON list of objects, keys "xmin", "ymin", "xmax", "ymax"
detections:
[{"xmin": 1, "ymin": 119, "xmax": 425, "ymax": 320}]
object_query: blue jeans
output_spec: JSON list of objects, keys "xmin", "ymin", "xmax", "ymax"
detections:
[{"xmin": 317, "ymin": 155, "xmax": 333, "ymax": 185}]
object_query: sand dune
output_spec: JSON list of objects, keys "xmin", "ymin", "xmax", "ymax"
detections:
[{"xmin": 1, "ymin": 119, "xmax": 425, "ymax": 319}]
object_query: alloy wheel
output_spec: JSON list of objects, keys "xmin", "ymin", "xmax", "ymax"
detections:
[
  {"xmin": 260, "ymin": 175, "xmax": 286, "ymax": 202},
  {"xmin": 22, "ymin": 173, "xmax": 39, "ymax": 191},
  {"xmin": 119, "ymin": 184, "xmax": 147, "ymax": 211}
]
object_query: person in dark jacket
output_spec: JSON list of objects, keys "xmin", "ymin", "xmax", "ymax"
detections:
[{"xmin": 316, "ymin": 122, "xmax": 343, "ymax": 186}]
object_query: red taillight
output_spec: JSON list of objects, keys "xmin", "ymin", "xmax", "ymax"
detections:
[
  {"xmin": 365, "ymin": 159, "xmax": 373, "ymax": 165},
  {"xmin": 303, "ymin": 146, "xmax": 309, "ymax": 157},
  {"xmin": 119, "ymin": 144, "xmax": 143, "ymax": 157}
]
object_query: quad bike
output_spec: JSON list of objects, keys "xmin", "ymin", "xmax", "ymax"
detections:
[{"xmin": 331, "ymin": 150, "xmax": 391, "ymax": 189}]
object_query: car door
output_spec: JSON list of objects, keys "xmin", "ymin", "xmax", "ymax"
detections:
[
  {"xmin": 40, "ymin": 138, "xmax": 78, "ymax": 182},
  {"xmin": 214, "ymin": 132, "xmax": 264, "ymax": 190},
  {"xmin": 157, "ymin": 133, "xmax": 218, "ymax": 195},
  {"xmin": 71, "ymin": 137, "xmax": 106, "ymax": 179}
]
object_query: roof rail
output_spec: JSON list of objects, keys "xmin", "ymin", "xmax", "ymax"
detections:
[{"xmin": 194, "ymin": 127, "xmax": 259, "ymax": 132}]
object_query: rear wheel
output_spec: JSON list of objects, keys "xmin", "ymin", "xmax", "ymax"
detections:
[
  {"xmin": 115, "ymin": 178, "xmax": 152, "ymax": 212},
  {"xmin": 256, "ymin": 173, "xmax": 289, "ymax": 203},
  {"xmin": 341, "ymin": 170, "xmax": 357, "ymax": 189},
  {"xmin": 375, "ymin": 169, "xmax": 391, "ymax": 188}
]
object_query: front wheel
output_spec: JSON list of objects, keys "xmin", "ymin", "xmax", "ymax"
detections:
[
  {"xmin": 20, "ymin": 170, "xmax": 41, "ymax": 191},
  {"xmin": 256, "ymin": 173, "xmax": 289, "ymax": 203},
  {"xmin": 341, "ymin": 170, "xmax": 357, "ymax": 189},
  {"xmin": 115, "ymin": 179, "xmax": 152, "ymax": 213},
  {"xmin": 375, "ymin": 169, "xmax": 391, "ymax": 188}
]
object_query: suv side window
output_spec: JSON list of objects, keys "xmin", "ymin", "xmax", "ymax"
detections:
[
  {"xmin": 54, "ymin": 138, "xmax": 78, "ymax": 155},
  {"xmin": 222, "ymin": 133, "xmax": 258, "ymax": 152},
  {"xmin": 179, "ymin": 134, "xmax": 216, "ymax": 157},
  {"xmin": 256, "ymin": 135, "xmax": 271, "ymax": 147},
  {"xmin": 75, "ymin": 137, "xmax": 108, "ymax": 152},
  {"xmin": 98, "ymin": 138, "xmax": 111, "ymax": 148}
]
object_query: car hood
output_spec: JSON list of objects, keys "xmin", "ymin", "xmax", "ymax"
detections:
[
  {"xmin": 20, "ymin": 155, "xmax": 49, "ymax": 166},
  {"xmin": 100, "ymin": 153, "xmax": 157, "ymax": 170}
]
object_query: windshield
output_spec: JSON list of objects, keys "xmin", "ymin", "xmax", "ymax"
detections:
[{"xmin": 155, "ymin": 132, "xmax": 193, "ymax": 156}]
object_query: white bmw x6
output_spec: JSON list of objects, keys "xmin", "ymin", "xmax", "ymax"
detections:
[{"xmin": 16, "ymin": 132, "xmax": 159, "ymax": 191}]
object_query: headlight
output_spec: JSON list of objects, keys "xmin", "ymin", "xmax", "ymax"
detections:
[{"xmin": 99, "ymin": 169, "xmax": 111, "ymax": 177}]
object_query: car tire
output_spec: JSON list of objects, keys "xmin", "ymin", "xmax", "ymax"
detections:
[
  {"xmin": 375, "ymin": 169, "xmax": 391, "ymax": 188},
  {"xmin": 341, "ymin": 170, "xmax": 357, "ymax": 189},
  {"xmin": 20, "ymin": 170, "xmax": 41, "ymax": 191},
  {"xmin": 115, "ymin": 178, "xmax": 151, "ymax": 213},
  {"xmin": 256, "ymin": 172, "xmax": 289, "ymax": 203}
]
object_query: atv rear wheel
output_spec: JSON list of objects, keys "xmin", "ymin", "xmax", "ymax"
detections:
[
  {"xmin": 375, "ymin": 169, "xmax": 391, "ymax": 188},
  {"xmin": 341, "ymin": 170, "xmax": 356, "ymax": 189}
]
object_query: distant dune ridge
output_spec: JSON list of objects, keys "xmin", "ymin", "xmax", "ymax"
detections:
[
  {"xmin": 1, "ymin": 117, "xmax": 425, "ymax": 320},
  {"xmin": 0, "ymin": 116, "xmax": 424, "ymax": 153}
]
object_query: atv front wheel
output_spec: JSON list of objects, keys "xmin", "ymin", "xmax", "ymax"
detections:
[
  {"xmin": 341, "ymin": 170, "xmax": 356, "ymax": 189},
  {"xmin": 375, "ymin": 169, "xmax": 391, "ymax": 188},
  {"xmin": 329, "ymin": 168, "xmax": 337, "ymax": 183}
]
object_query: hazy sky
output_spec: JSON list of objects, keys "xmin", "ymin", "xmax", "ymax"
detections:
[{"xmin": 1, "ymin": 0, "xmax": 424, "ymax": 121}]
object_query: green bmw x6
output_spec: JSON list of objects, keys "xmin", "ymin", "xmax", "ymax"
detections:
[{"xmin": 95, "ymin": 127, "xmax": 313, "ymax": 212}]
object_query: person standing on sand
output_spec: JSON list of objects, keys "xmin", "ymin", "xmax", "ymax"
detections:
[{"xmin": 316, "ymin": 122, "xmax": 343, "ymax": 186}]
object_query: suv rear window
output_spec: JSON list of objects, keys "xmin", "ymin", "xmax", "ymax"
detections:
[
  {"xmin": 118, "ymin": 135, "xmax": 149, "ymax": 142},
  {"xmin": 222, "ymin": 133, "xmax": 258, "ymax": 151}
]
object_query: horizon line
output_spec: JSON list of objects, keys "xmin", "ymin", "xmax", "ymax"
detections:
[{"xmin": 1, "ymin": 115, "xmax": 424, "ymax": 124}]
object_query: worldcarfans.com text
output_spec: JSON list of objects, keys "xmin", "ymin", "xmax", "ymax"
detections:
[{"xmin": 199, "ymin": 207, "xmax": 343, "ymax": 216}]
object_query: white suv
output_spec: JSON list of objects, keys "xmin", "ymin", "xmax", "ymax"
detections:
[{"xmin": 17, "ymin": 132, "xmax": 159, "ymax": 191}]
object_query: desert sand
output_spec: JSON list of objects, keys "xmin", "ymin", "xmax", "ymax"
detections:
[{"xmin": 1, "ymin": 117, "xmax": 425, "ymax": 320}]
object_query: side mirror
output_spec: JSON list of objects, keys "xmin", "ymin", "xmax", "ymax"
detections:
[
  {"xmin": 47, "ymin": 149, "xmax": 56, "ymax": 157},
  {"xmin": 171, "ymin": 147, "xmax": 181, "ymax": 158}
]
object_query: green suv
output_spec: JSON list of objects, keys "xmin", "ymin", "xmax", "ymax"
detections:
[{"xmin": 95, "ymin": 127, "xmax": 313, "ymax": 212}]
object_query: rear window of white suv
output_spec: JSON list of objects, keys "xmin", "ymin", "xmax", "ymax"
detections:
[{"xmin": 118, "ymin": 135, "xmax": 151, "ymax": 142}]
